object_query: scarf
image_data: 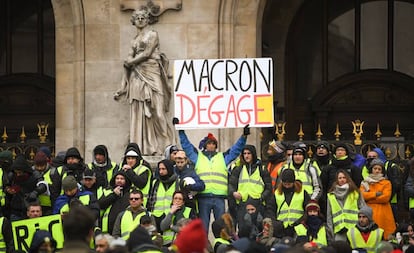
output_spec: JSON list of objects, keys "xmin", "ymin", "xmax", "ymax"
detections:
[
  {"xmin": 307, "ymin": 216, "xmax": 323, "ymax": 239},
  {"xmin": 361, "ymin": 173, "xmax": 385, "ymax": 191},
  {"xmin": 332, "ymin": 183, "xmax": 349, "ymax": 200}
]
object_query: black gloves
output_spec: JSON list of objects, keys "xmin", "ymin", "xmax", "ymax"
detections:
[
  {"xmin": 173, "ymin": 117, "xmax": 179, "ymax": 125},
  {"xmin": 243, "ymin": 124, "xmax": 250, "ymax": 136}
]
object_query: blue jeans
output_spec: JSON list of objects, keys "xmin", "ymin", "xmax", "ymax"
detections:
[{"xmin": 198, "ymin": 197, "xmax": 225, "ymax": 233}]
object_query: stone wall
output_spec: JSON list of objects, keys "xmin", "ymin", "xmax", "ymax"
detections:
[{"xmin": 52, "ymin": 0, "xmax": 266, "ymax": 163}]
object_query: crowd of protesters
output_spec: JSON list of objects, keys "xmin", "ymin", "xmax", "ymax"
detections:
[{"xmin": 0, "ymin": 120, "xmax": 413, "ymax": 253}]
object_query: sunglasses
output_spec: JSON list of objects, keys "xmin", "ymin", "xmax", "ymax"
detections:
[{"xmin": 129, "ymin": 197, "xmax": 141, "ymax": 201}]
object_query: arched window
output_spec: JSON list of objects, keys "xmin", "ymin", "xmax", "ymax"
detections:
[{"xmin": 0, "ymin": 0, "xmax": 55, "ymax": 142}]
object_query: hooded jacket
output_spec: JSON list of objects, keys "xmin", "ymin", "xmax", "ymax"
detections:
[
  {"xmin": 98, "ymin": 170, "xmax": 132, "ymax": 235},
  {"xmin": 88, "ymin": 145, "xmax": 119, "ymax": 188},
  {"xmin": 229, "ymin": 145, "xmax": 272, "ymax": 203}
]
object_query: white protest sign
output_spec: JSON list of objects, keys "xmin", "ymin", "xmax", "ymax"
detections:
[{"xmin": 173, "ymin": 58, "xmax": 274, "ymax": 129}]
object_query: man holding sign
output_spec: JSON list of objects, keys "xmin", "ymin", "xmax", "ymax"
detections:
[{"xmin": 173, "ymin": 117, "xmax": 249, "ymax": 233}]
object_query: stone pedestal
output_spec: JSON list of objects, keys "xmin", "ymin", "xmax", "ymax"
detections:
[{"xmin": 143, "ymin": 155, "xmax": 164, "ymax": 170}]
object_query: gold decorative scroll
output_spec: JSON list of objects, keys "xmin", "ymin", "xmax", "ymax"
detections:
[{"xmin": 352, "ymin": 119, "xmax": 364, "ymax": 145}]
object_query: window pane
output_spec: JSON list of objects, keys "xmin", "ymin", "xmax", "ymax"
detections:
[
  {"xmin": 361, "ymin": 1, "xmax": 387, "ymax": 69},
  {"xmin": 11, "ymin": 0, "xmax": 38, "ymax": 73},
  {"xmin": 394, "ymin": 1, "xmax": 414, "ymax": 77},
  {"xmin": 328, "ymin": 8, "xmax": 355, "ymax": 81}
]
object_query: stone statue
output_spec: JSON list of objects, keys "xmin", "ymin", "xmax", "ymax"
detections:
[{"xmin": 114, "ymin": 8, "xmax": 172, "ymax": 155}]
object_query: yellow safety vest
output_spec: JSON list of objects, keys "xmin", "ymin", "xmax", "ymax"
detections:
[
  {"xmin": 347, "ymin": 227, "xmax": 384, "ymax": 253},
  {"xmin": 275, "ymin": 189, "xmax": 304, "ymax": 227},
  {"xmin": 294, "ymin": 223, "xmax": 328, "ymax": 247},
  {"xmin": 133, "ymin": 162, "xmax": 152, "ymax": 207},
  {"xmin": 0, "ymin": 217, "xmax": 6, "ymax": 252},
  {"xmin": 327, "ymin": 191, "xmax": 359, "ymax": 233},
  {"xmin": 213, "ymin": 238, "xmax": 231, "ymax": 250},
  {"xmin": 87, "ymin": 162, "xmax": 117, "ymax": 185},
  {"xmin": 38, "ymin": 168, "xmax": 53, "ymax": 207},
  {"xmin": 120, "ymin": 210, "xmax": 147, "ymax": 240},
  {"xmin": 237, "ymin": 166, "xmax": 264, "ymax": 203},
  {"xmin": 59, "ymin": 194, "xmax": 91, "ymax": 214},
  {"xmin": 281, "ymin": 164, "xmax": 314, "ymax": 196},
  {"xmin": 162, "ymin": 207, "xmax": 191, "ymax": 245},
  {"xmin": 99, "ymin": 188, "xmax": 116, "ymax": 233},
  {"xmin": 195, "ymin": 152, "xmax": 227, "ymax": 196},
  {"xmin": 152, "ymin": 180, "xmax": 177, "ymax": 218}
]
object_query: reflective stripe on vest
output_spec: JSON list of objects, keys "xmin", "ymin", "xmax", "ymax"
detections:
[
  {"xmin": 87, "ymin": 162, "xmax": 117, "ymax": 185},
  {"xmin": 152, "ymin": 180, "xmax": 177, "ymax": 217},
  {"xmin": 347, "ymin": 227, "xmax": 383, "ymax": 253},
  {"xmin": 294, "ymin": 223, "xmax": 328, "ymax": 247},
  {"xmin": 162, "ymin": 207, "xmax": 191, "ymax": 245},
  {"xmin": 237, "ymin": 166, "xmax": 264, "ymax": 203},
  {"xmin": 0, "ymin": 217, "xmax": 5, "ymax": 251},
  {"xmin": 120, "ymin": 210, "xmax": 147, "ymax": 240},
  {"xmin": 59, "ymin": 194, "xmax": 91, "ymax": 214},
  {"xmin": 327, "ymin": 191, "xmax": 359, "ymax": 233},
  {"xmin": 101, "ymin": 188, "xmax": 117, "ymax": 233},
  {"xmin": 275, "ymin": 190, "xmax": 304, "ymax": 227},
  {"xmin": 133, "ymin": 162, "xmax": 152, "ymax": 207},
  {"xmin": 195, "ymin": 152, "xmax": 228, "ymax": 196},
  {"xmin": 213, "ymin": 238, "xmax": 231, "ymax": 249}
]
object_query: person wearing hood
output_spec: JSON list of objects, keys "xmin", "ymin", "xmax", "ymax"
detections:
[
  {"xmin": 50, "ymin": 147, "xmax": 87, "ymax": 204},
  {"xmin": 346, "ymin": 206, "xmax": 384, "ymax": 253},
  {"xmin": 229, "ymin": 145, "xmax": 272, "ymax": 227},
  {"xmin": 362, "ymin": 148, "xmax": 401, "ymax": 222},
  {"xmin": 98, "ymin": 170, "xmax": 132, "ymax": 234},
  {"xmin": 147, "ymin": 159, "xmax": 178, "ymax": 232},
  {"xmin": 127, "ymin": 225, "xmax": 162, "ymax": 253},
  {"xmin": 173, "ymin": 150, "xmax": 205, "ymax": 211},
  {"xmin": 321, "ymin": 143, "xmax": 362, "ymax": 191},
  {"xmin": 118, "ymin": 143, "xmax": 152, "ymax": 207},
  {"xmin": 174, "ymin": 117, "xmax": 249, "ymax": 233},
  {"xmin": 5, "ymin": 155, "xmax": 44, "ymax": 221},
  {"xmin": 164, "ymin": 145, "xmax": 180, "ymax": 163},
  {"xmin": 278, "ymin": 142, "xmax": 322, "ymax": 201},
  {"xmin": 88, "ymin": 145, "xmax": 119, "ymax": 188},
  {"xmin": 360, "ymin": 158, "xmax": 396, "ymax": 239},
  {"xmin": 265, "ymin": 140, "xmax": 287, "ymax": 192}
]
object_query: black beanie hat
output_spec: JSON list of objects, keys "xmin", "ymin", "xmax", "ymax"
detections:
[
  {"xmin": 334, "ymin": 143, "xmax": 349, "ymax": 155},
  {"xmin": 93, "ymin": 145, "xmax": 106, "ymax": 156},
  {"xmin": 127, "ymin": 225, "xmax": 153, "ymax": 251},
  {"xmin": 281, "ymin": 169, "xmax": 295, "ymax": 183}
]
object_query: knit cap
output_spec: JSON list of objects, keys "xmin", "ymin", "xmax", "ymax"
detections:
[
  {"xmin": 199, "ymin": 133, "xmax": 217, "ymax": 149},
  {"xmin": 174, "ymin": 219, "xmax": 207, "ymax": 253},
  {"xmin": 39, "ymin": 146, "xmax": 52, "ymax": 158},
  {"xmin": 34, "ymin": 151, "xmax": 48, "ymax": 166},
  {"xmin": 358, "ymin": 206, "xmax": 373, "ymax": 221},
  {"xmin": 281, "ymin": 169, "xmax": 295, "ymax": 183},
  {"xmin": 316, "ymin": 141, "xmax": 330, "ymax": 151},
  {"xmin": 62, "ymin": 175, "xmax": 78, "ymax": 191},
  {"xmin": 305, "ymin": 200, "xmax": 320, "ymax": 213},
  {"xmin": 370, "ymin": 158, "xmax": 384, "ymax": 168}
]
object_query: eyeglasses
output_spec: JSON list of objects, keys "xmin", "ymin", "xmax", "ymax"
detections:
[{"xmin": 129, "ymin": 197, "xmax": 141, "ymax": 201}]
